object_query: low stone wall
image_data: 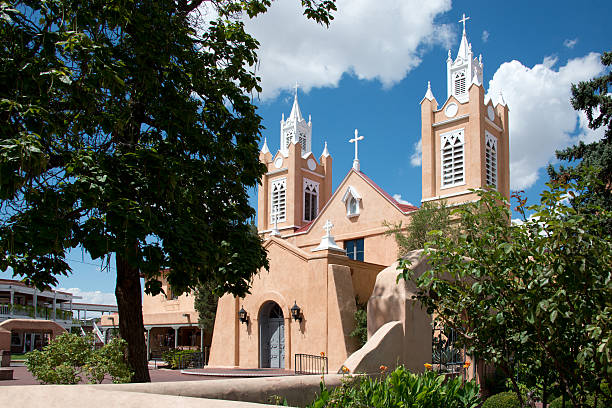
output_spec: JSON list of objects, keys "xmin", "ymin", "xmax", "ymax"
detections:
[
  {"xmin": 94, "ymin": 374, "xmax": 346, "ymax": 407},
  {"xmin": 0, "ymin": 385, "xmax": 275, "ymax": 408}
]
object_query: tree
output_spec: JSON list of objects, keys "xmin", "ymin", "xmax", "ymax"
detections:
[
  {"xmin": 194, "ymin": 279, "xmax": 219, "ymax": 335},
  {"xmin": 0, "ymin": 0, "xmax": 336, "ymax": 382},
  {"xmin": 548, "ymin": 51, "xmax": 612, "ymax": 213},
  {"xmin": 385, "ymin": 200, "xmax": 457, "ymax": 255},
  {"xmin": 399, "ymin": 186, "xmax": 612, "ymax": 407}
]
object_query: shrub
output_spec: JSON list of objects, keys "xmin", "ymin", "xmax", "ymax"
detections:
[
  {"xmin": 482, "ymin": 392, "xmax": 521, "ymax": 408},
  {"xmin": 162, "ymin": 348, "xmax": 200, "ymax": 369},
  {"xmin": 549, "ymin": 395, "xmax": 606, "ymax": 408},
  {"xmin": 307, "ymin": 366, "xmax": 480, "ymax": 408},
  {"xmin": 25, "ymin": 333, "xmax": 132, "ymax": 384},
  {"xmin": 349, "ymin": 299, "xmax": 367, "ymax": 349}
]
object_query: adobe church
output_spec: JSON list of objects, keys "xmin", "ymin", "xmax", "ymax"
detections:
[{"xmin": 208, "ymin": 18, "xmax": 510, "ymax": 373}]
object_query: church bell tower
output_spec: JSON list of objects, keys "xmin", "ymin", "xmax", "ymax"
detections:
[
  {"xmin": 257, "ymin": 87, "xmax": 333, "ymax": 237},
  {"xmin": 420, "ymin": 14, "xmax": 510, "ymax": 206}
]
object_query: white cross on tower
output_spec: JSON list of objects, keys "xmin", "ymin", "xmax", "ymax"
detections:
[
  {"xmin": 459, "ymin": 13, "xmax": 470, "ymax": 33},
  {"xmin": 323, "ymin": 219, "xmax": 334, "ymax": 237},
  {"xmin": 293, "ymin": 81, "xmax": 300, "ymax": 98},
  {"xmin": 350, "ymin": 129, "xmax": 364, "ymax": 171}
]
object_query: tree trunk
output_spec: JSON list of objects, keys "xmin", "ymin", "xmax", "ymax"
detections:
[{"xmin": 116, "ymin": 251, "xmax": 150, "ymax": 382}]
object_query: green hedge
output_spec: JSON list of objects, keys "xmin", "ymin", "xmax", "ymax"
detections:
[
  {"xmin": 482, "ymin": 392, "xmax": 521, "ymax": 408},
  {"xmin": 161, "ymin": 348, "xmax": 200, "ymax": 369},
  {"xmin": 549, "ymin": 395, "xmax": 606, "ymax": 408}
]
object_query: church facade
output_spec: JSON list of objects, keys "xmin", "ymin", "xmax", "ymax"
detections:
[{"xmin": 208, "ymin": 19, "xmax": 510, "ymax": 372}]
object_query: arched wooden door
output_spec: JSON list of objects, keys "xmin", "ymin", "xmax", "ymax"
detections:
[{"xmin": 259, "ymin": 302, "xmax": 285, "ymax": 368}]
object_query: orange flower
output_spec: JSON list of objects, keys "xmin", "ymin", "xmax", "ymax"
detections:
[
  {"xmin": 463, "ymin": 362, "xmax": 471, "ymax": 369},
  {"xmin": 424, "ymin": 363, "xmax": 433, "ymax": 370},
  {"xmin": 379, "ymin": 365, "xmax": 388, "ymax": 373},
  {"xmin": 320, "ymin": 351, "xmax": 325, "ymax": 357},
  {"xmin": 342, "ymin": 366, "xmax": 350, "ymax": 373}
]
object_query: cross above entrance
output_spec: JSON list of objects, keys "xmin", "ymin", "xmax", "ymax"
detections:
[
  {"xmin": 349, "ymin": 129, "xmax": 364, "ymax": 171},
  {"xmin": 459, "ymin": 13, "xmax": 470, "ymax": 33},
  {"xmin": 323, "ymin": 219, "xmax": 333, "ymax": 237}
]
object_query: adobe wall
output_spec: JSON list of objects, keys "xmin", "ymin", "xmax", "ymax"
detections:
[
  {"xmin": 208, "ymin": 239, "xmax": 361, "ymax": 371},
  {"xmin": 289, "ymin": 170, "xmax": 411, "ymax": 266},
  {"xmin": 0, "ymin": 327, "xmax": 10, "ymax": 351}
]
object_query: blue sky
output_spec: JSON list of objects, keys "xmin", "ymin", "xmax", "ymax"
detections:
[{"xmin": 6, "ymin": 0, "xmax": 610, "ymax": 304}]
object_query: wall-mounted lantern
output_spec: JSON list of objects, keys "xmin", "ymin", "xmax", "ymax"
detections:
[
  {"xmin": 238, "ymin": 306, "xmax": 248, "ymax": 324},
  {"xmin": 291, "ymin": 301, "xmax": 302, "ymax": 322}
]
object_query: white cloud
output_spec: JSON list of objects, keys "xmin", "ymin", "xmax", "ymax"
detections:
[
  {"xmin": 59, "ymin": 287, "xmax": 117, "ymax": 306},
  {"xmin": 563, "ymin": 38, "xmax": 578, "ymax": 49},
  {"xmin": 244, "ymin": 0, "xmax": 453, "ymax": 100},
  {"xmin": 486, "ymin": 53, "xmax": 604, "ymax": 190},
  {"xmin": 482, "ymin": 30, "xmax": 489, "ymax": 43},
  {"xmin": 410, "ymin": 140, "xmax": 422, "ymax": 167},
  {"xmin": 393, "ymin": 194, "xmax": 413, "ymax": 206},
  {"xmin": 542, "ymin": 55, "xmax": 558, "ymax": 69}
]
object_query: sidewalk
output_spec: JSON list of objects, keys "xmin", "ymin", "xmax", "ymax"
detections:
[{"xmin": 0, "ymin": 364, "xmax": 226, "ymax": 386}]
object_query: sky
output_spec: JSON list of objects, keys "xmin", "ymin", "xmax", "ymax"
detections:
[{"xmin": 4, "ymin": 0, "xmax": 610, "ymax": 305}]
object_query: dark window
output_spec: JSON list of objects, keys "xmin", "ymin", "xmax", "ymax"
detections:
[{"xmin": 345, "ymin": 238, "xmax": 364, "ymax": 261}]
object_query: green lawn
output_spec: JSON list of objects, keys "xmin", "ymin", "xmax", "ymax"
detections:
[{"xmin": 9, "ymin": 352, "xmax": 28, "ymax": 361}]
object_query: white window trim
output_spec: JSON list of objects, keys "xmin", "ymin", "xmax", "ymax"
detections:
[
  {"xmin": 440, "ymin": 128, "xmax": 466, "ymax": 190},
  {"xmin": 342, "ymin": 186, "xmax": 362, "ymax": 218},
  {"xmin": 302, "ymin": 178, "xmax": 319, "ymax": 222},
  {"xmin": 485, "ymin": 131, "xmax": 498, "ymax": 190},
  {"xmin": 270, "ymin": 177, "xmax": 287, "ymax": 223}
]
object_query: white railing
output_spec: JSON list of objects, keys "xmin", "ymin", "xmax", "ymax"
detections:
[
  {"xmin": 92, "ymin": 320, "xmax": 105, "ymax": 344},
  {"xmin": 0, "ymin": 304, "xmax": 10, "ymax": 315}
]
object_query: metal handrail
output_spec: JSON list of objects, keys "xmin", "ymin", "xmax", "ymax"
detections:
[{"xmin": 294, "ymin": 353, "xmax": 328, "ymax": 375}]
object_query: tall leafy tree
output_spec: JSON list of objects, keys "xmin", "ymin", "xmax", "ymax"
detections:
[
  {"xmin": 385, "ymin": 200, "xmax": 457, "ymax": 256},
  {"xmin": 0, "ymin": 0, "xmax": 336, "ymax": 382},
  {"xmin": 399, "ymin": 186, "xmax": 612, "ymax": 407},
  {"xmin": 548, "ymin": 51, "xmax": 611, "ymax": 212}
]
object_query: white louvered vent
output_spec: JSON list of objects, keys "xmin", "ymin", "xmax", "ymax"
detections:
[
  {"xmin": 454, "ymin": 71, "xmax": 466, "ymax": 97},
  {"xmin": 441, "ymin": 129, "xmax": 465, "ymax": 188},
  {"xmin": 270, "ymin": 178, "xmax": 287, "ymax": 223},
  {"xmin": 485, "ymin": 132, "xmax": 498, "ymax": 189}
]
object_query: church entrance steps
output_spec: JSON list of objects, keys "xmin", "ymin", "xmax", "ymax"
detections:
[{"xmin": 182, "ymin": 368, "xmax": 294, "ymax": 378}]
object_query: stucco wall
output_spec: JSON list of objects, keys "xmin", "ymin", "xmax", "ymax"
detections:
[
  {"xmin": 0, "ymin": 327, "xmax": 10, "ymax": 351},
  {"xmin": 421, "ymin": 83, "xmax": 510, "ymax": 206},
  {"xmin": 208, "ymin": 238, "xmax": 361, "ymax": 371},
  {"xmin": 289, "ymin": 170, "xmax": 412, "ymax": 266},
  {"xmin": 366, "ymin": 252, "xmax": 432, "ymax": 373}
]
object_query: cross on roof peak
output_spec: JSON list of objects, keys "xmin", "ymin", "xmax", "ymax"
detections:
[{"xmin": 350, "ymin": 129, "xmax": 364, "ymax": 171}]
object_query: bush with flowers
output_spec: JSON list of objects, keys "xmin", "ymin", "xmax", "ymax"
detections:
[{"xmin": 307, "ymin": 365, "xmax": 480, "ymax": 408}]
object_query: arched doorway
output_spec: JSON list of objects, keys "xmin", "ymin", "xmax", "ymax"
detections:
[{"xmin": 259, "ymin": 302, "xmax": 285, "ymax": 368}]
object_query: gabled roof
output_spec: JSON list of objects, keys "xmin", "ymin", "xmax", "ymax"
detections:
[
  {"xmin": 357, "ymin": 171, "xmax": 419, "ymax": 213},
  {"xmin": 289, "ymin": 169, "xmax": 418, "ymax": 236}
]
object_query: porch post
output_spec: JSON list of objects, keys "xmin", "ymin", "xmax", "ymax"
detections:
[
  {"xmin": 52, "ymin": 293, "xmax": 57, "ymax": 320},
  {"xmin": 200, "ymin": 328, "xmax": 204, "ymax": 352},
  {"xmin": 146, "ymin": 328, "xmax": 151, "ymax": 360},
  {"xmin": 33, "ymin": 290, "xmax": 37, "ymax": 318},
  {"xmin": 174, "ymin": 327, "xmax": 179, "ymax": 348},
  {"xmin": 9, "ymin": 289, "xmax": 14, "ymax": 316}
]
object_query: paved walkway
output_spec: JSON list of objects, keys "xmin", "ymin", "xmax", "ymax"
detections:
[
  {"xmin": 0, "ymin": 364, "xmax": 226, "ymax": 386},
  {"xmin": 183, "ymin": 367, "xmax": 295, "ymax": 377}
]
